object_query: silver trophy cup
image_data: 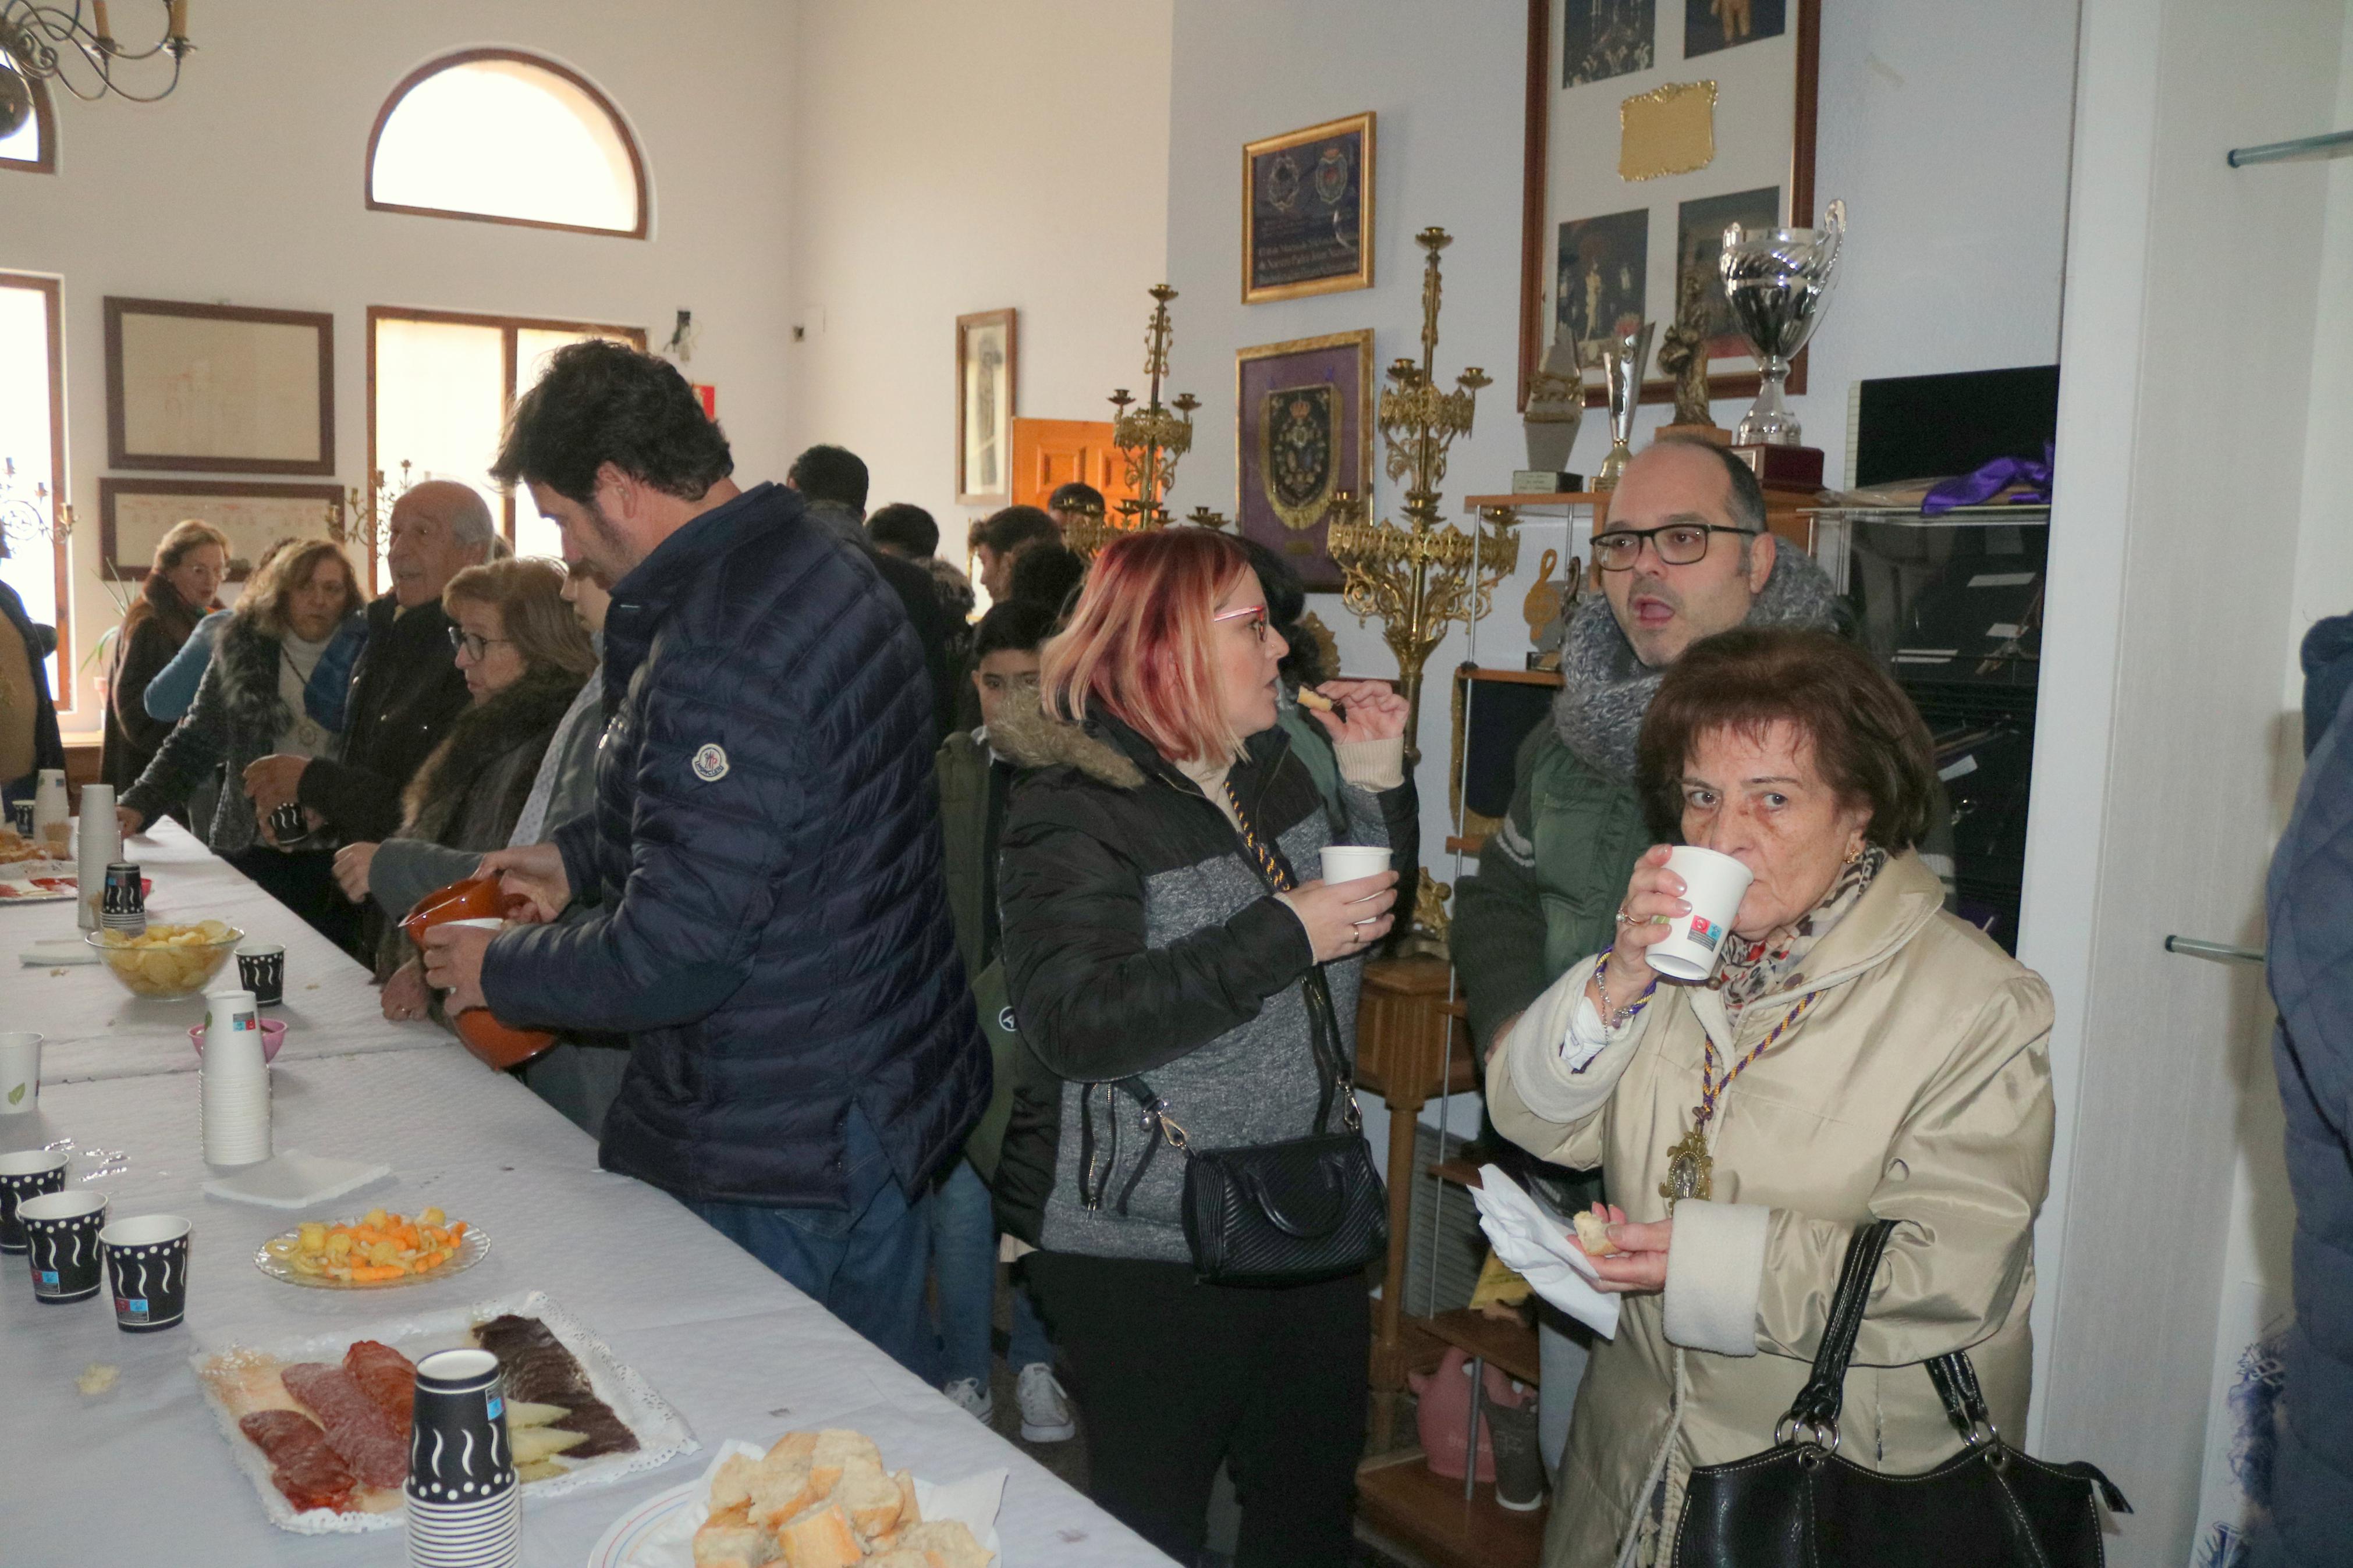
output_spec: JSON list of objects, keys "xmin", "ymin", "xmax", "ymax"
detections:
[
  {"xmin": 1719, "ymin": 198, "xmax": 1846, "ymax": 447},
  {"xmin": 1593, "ymin": 321, "xmax": 1657, "ymax": 491}
]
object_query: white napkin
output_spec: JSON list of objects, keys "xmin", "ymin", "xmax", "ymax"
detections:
[
  {"xmin": 200, "ymin": 1149, "xmax": 392, "ymax": 1209},
  {"xmin": 1470, "ymin": 1163, "xmax": 1620, "ymax": 1339}
]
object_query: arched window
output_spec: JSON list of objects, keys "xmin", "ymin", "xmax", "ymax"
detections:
[
  {"xmin": 0, "ymin": 58, "xmax": 56, "ymax": 175},
  {"xmin": 367, "ymin": 50, "xmax": 645, "ymax": 238}
]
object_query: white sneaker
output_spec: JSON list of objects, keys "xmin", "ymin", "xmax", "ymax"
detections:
[
  {"xmin": 1015, "ymin": 1362, "xmax": 1076, "ymax": 1442},
  {"xmin": 942, "ymin": 1376, "xmax": 993, "ymax": 1423}
]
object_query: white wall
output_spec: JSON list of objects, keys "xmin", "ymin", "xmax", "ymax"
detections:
[
  {"xmin": 2022, "ymin": 0, "xmax": 2347, "ymax": 1559},
  {"xmin": 785, "ymin": 0, "xmax": 1174, "ymax": 534},
  {"xmin": 5, "ymin": 0, "xmax": 800, "ymax": 731},
  {"xmin": 1163, "ymin": 1, "xmax": 2083, "ymax": 1153}
]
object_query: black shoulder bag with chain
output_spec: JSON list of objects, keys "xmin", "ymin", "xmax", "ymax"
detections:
[
  {"xmin": 1675, "ymin": 1217, "xmax": 2130, "ymax": 1567},
  {"xmin": 1086, "ymin": 769, "xmax": 1389, "ymax": 1287}
]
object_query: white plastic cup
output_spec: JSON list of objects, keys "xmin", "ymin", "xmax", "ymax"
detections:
[
  {"xmin": 75, "ymin": 787, "xmax": 118, "ymax": 931},
  {"xmin": 200, "ymin": 990, "xmax": 271, "ymax": 1167},
  {"xmin": 0, "ymin": 1031, "xmax": 42, "ymax": 1115},
  {"xmin": 1318, "ymin": 845, "xmax": 1392, "ymax": 885},
  {"xmin": 1644, "ymin": 846, "xmax": 1757, "ymax": 982}
]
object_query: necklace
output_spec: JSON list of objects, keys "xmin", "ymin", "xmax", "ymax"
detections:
[{"xmin": 1659, "ymin": 991, "xmax": 1821, "ymax": 1213}]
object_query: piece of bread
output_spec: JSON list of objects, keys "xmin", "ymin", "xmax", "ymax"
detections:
[
  {"xmin": 749, "ymin": 1453, "xmax": 817, "ymax": 1533},
  {"xmin": 765, "ymin": 1431, "xmax": 820, "ymax": 1463},
  {"xmin": 838, "ymin": 1459, "xmax": 904, "ymax": 1541},
  {"xmin": 808, "ymin": 1428, "xmax": 882, "ymax": 1495},
  {"xmin": 892, "ymin": 1468, "xmax": 919, "ymax": 1530},
  {"xmin": 692, "ymin": 1505, "xmax": 774, "ymax": 1567},
  {"xmin": 775, "ymin": 1499, "xmax": 863, "ymax": 1568},
  {"xmin": 863, "ymin": 1553, "xmax": 931, "ymax": 1568},
  {"xmin": 709, "ymin": 1453, "xmax": 761, "ymax": 1515},
  {"xmin": 898, "ymin": 1518, "xmax": 995, "ymax": 1567},
  {"xmin": 1572, "ymin": 1210, "xmax": 1620, "ymax": 1257}
]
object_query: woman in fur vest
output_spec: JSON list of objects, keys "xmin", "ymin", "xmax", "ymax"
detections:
[
  {"xmin": 102, "ymin": 518, "xmax": 229, "ymax": 802},
  {"xmin": 350, "ymin": 558, "xmax": 594, "ymax": 1002},
  {"xmin": 119, "ymin": 539, "xmax": 365, "ymax": 941}
]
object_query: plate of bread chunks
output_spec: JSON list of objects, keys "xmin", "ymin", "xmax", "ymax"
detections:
[
  {"xmin": 586, "ymin": 1428, "xmax": 1002, "ymax": 1568},
  {"xmin": 193, "ymin": 1290, "xmax": 696, "ymax": 1533}
]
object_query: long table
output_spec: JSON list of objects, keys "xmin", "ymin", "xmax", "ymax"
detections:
[{"xmin": 0, "ymin": 820, "xmax": 1166, "ymax": 1566}]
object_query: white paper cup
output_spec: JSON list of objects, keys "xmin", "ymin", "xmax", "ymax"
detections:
[
  {"xmin": 0, "ymin": 1032, "xmax": 42, "ymax": 1115},
  {"xmin": 1644, "ymin": 846, "xmax": 1756, "ymax": 982},
  {"xmin": 1318, "ymin": 845, "xmax": 1392, "ymax": 885}
]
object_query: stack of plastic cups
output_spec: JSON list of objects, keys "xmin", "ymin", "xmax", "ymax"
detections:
[
  {"xmin": 406, "ymin": 1348, "xmax": 521, "ymax": 1566},
  {"xmin": 199, "ymin": 989, "xmax": 271, "ymax": 1168},
  {"xmin": 75, "ymin": 784, "xmax": 119, "ymax": 933}
]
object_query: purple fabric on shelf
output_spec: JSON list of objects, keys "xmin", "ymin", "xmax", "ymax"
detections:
[{"xmin": 1920, "ymin": 443, "xmax": 2055, "ymax": 515}]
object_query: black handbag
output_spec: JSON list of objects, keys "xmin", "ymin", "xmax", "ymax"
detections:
[
  {"xmin": 1102, "ymin": 969, "xmax": 1389, "ymax": 1288},
  {"xmin": 1674, "ymin": 1218, "xmax": 2130, "ymax": 1567}
]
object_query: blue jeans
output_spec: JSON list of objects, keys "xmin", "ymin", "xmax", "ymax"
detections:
[
  {"xmin": 690, "ymin": 1107, "xmax": 934, "ymax": 1379},
  {"xmin": 932, "ymin": 1157, "xmax": 1053, "ymax": 1385}
]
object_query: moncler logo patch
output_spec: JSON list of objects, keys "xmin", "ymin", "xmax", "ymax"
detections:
[{"xmin": 691, "ymin": 743, "xmax": 730, "ymax": 782}]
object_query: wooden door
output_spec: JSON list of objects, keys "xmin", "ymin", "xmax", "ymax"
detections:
[{"xmin": 1009, "ymin": 417, "xmax": 1133, "ymax": 515}]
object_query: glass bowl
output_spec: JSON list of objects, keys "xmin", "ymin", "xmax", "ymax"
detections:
[{"xmin": 86, "ymin": 922, "xmax": 246, "ymax": 1001}]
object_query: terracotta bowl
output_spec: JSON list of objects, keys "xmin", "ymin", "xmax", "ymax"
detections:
[{"xmin": 402, "ymin": 877, "xmax": 554, "ymax": 1071}]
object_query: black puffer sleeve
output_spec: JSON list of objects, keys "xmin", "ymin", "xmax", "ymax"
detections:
[{"xmin": 998, "ymin": 779, "xmax": 1315, "ymax": 1083}]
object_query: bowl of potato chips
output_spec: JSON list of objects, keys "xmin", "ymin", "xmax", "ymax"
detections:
[{"xmin": 86, "ymin": 919, "xmax": 246, "ymax": 1000}]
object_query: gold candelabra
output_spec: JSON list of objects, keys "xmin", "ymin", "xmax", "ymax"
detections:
[
  {"xmin": 1066, "ymin": 285, "xmax": 1227, "ymax": 558},
  {"xmin": 1326, "ymin": 227, "xmax": 1518, "ymax": 766}
]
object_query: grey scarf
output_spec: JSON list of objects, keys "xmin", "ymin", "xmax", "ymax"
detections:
[{"xmin": 1551, "ymin": 544, "xmax": 1839, "ymax": 782}]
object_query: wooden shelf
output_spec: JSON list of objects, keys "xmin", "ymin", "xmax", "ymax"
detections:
[
  {"xmin": 1357, "ymin": 1451, "xmax": 1546, "ymax": 1568},
  {"xmin": 1463, "ymin": 490, "xmax": 1603, "ymax": 507},
  {"xmin": 1427, "ymin": 1159, "xmax": 1485, "ymax": 1190},
  {"xmin": 1411, "ymin": 1306, "xmax": 1541, "ymax": 1386},
  {"xmin": 1444, "ymin": 833, "xmax": 1488, "ymax": 856}
]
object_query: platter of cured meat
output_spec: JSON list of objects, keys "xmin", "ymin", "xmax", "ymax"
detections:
[{"xmin": 192, "ymin": 1289, "xmax": 696, "ymax": 1534}]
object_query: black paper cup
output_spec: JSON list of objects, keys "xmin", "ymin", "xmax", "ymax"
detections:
[
  {"xmin": 6, "ymin": 801, "xmax": 31, "ymax": 837},
  {"xmin": 407, "ymin": 1348, "xmax": 517, "ymax": 1504},
  {"xmin": 235, "ymin": 942, "xmax": 286, "ymax": 1007},
  {"xmin": 101, "ymin": 1214, "xmax": 190, "ymax": 1331},
  {"xmin": 20, "ymin": 1189, "xmax": 108, "ymax": 1302},
  {"xmin": 0, "ymin": 1149, "xmax": 68, "ymax": 1253}
]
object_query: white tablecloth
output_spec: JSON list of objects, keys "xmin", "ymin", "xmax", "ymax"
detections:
[
  {"xmin": 6, "ymin": 819, "xmax": 449, "ymax": 1085},
  {"xmin": 0, "ymin": 828, "xmax": 1168, "ymax": 1566}
]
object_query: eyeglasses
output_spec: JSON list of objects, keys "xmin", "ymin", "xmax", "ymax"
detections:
[
  {"xmin": 446, "ymin": 627, "xmax": 514, "ymax": 660},
  {"xmin": 1212, "ymin": 604, "xmax": 1272, "ymax": 642},
  {"xmin": 1591, "ymin": 522, "xmax": 1757, "ymax": 572}
]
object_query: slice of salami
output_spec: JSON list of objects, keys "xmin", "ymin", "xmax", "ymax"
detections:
[
  {"xmin": 281, "ymin": 1361, "xmax": 407, "ymax": 1488},
  {"xmin": 239, "ymin": 1409, "xmax": 357, "ymax": 1513},
  {"xmin": 343, "ymin": 1339, "xmax": 416, "ymax": 1437}
]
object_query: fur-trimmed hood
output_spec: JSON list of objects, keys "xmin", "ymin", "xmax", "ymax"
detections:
[
  {"xmin": 399, "ymin": 666, "xmax": 585, "ymax": 842},
  {"xmin": 212, "ymin": 612, "xmax": 298, "ymax": 743},
  {"xmin": 986, "ymin": 688, "xmax": 1149, "ymax": 790},
  {"xmin": 1552, "ymin": 543, "xmax": 1839, "ymax": 783}
]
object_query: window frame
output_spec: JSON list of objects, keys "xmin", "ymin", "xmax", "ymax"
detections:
[
  {"xmin": 364, "ymin": 48, "xmax": 649, "ymax": 240},
  {"xmin": 0, "ymin": 271, "xmax": 71, "ymax": 711},
  {"xmin": 366, "ymin": 304, "xmax": 648, "ymax": 575},
  {"xmin": 0, "ymin": 62, "xmax": 55, "ymax": 175}
]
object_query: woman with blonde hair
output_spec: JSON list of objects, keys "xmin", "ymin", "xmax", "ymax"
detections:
[
  {"xmin": 102, "ymin": 518, "xmax": 229, "ymax": 802},
  {"xmin": 991, "ymin": 527, "xmax": 1416, "ymax": 1565},
  {"xmin": 334, "ymin": 558, "xmax": 595, "ymax": 1013},
  {"xmin": 120, "ymin": 538, "xmax": 366, "ymax": 940}
]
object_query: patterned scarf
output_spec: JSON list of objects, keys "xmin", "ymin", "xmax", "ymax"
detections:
[{"xmin": 1711, "ymin": 846, "xmax": 1887, "ymax": 1015}]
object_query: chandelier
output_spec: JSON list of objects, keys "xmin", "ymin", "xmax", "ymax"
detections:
[
  {"xmin": 0, "ymin": 1, "xmax": 193, "ymax": 134},
  {"xmin": 1326, "ymin": 227, "xmax": 1518, "ymax": 767}
]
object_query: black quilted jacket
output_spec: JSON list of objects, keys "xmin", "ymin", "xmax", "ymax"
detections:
[{"xmin": 481, "ymin": 482, "xmax": 988, "ymax": 1208}]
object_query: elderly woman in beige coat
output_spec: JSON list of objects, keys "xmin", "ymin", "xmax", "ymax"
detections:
[{"xmin": 1488, "ymin": 626, "xmax": 2055, "ymax": 1568}]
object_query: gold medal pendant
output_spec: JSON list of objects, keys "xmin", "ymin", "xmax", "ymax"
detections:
[{"xmin": 1660, "ymin": 1126, "xmax": 1713, "ymax": 1213}]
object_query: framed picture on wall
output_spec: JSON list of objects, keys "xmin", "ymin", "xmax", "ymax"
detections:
[
  {"xmin": 104, "ymin": 297, "xmax": 336, "ymax": 474},
  {"xmin": 1242, "ymin": 112, "xmax": 1375, "ymax": 304},
  {"xmin": 98, "ymin": 478, "xmax": 343, "ymax": 582},
  {"xmin": 955, "ymin": 308, "xmax": 1016, "ymax": 507},
  {"xmin": 1517, "ymin": 0, "xmax": 1820, "ymax": 408},
  {"xmin": 1235, "ymin": 330, "xmax": 1374, "ymax": 592}
]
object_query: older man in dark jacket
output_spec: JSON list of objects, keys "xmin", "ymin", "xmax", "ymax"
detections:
[{"xmin": 422, "ymin": 342, "xmax": 986, "ymax": 1377}]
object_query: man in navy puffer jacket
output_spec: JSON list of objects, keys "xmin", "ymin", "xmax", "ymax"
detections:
[{"xmin": 421, "ymin": 342, "xmax": 986, "ymax": 1375}]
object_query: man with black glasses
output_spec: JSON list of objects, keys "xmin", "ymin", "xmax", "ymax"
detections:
[{"xmin": 1450, "ymin": 435, "xmax": 1838, "ymax": 1496}]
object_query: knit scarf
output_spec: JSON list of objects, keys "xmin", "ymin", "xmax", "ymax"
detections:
[
  {"xmin": 1550, "ymin": 545, "xmax": 1840, "ymax": 783},
  {"xmin": 1712, "ymin": 846, "xmax": 1887, "ymax": 1015}
]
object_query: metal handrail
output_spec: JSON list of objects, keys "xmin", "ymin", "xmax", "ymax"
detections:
[
  {"xmin": 2228, "ymin": 129, "xmax": 2353, "ymax": 168},
  {"xmin": 2163, "ymin": 935, "xmax": 2265, "ymax": 967}
]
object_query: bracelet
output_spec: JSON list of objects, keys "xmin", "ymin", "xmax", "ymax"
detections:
[{"xmin": 1591, "ymin": 944, "xmax": 1655, "ymax": 1031}]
